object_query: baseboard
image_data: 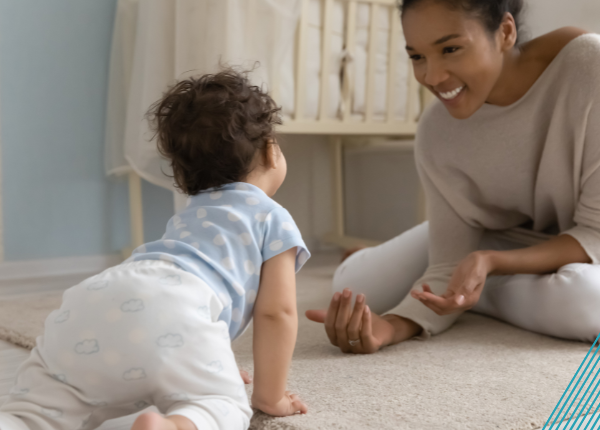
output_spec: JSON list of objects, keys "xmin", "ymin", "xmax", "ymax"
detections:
[{"xmin": 0, "ymin": 254, "xmax": 123, "ymax": 297}]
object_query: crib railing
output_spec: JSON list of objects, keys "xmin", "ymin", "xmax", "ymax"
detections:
[
  {"xmin": 121, "ymin": 0, "xmax": 427, "ymax": 257},
  {"xmin": 279, "ymin": 0, "xmax": 422, "ymax": 135}
]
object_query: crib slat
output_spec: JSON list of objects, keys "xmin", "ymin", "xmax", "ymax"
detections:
[
  {"xmin": 342, "ymin": 0, "xmax": 357, "ymax": 122},
  {"xmin": 319, "ymin": 0, "xmax": 334, "ymax": 120},
  {"xmin": 365, "ymin": 2, "xmax": 379, "ymax": 122},
  {"xmin": 270, "ymin": 19, "xmax": 282, "ymax": 103},
  {"xmin": 294, "ymin": 0, "xmax": 311, "ymax": 120},
  {"xmin": 386, "ymin": 5, "xmax": 398, "ymax": 123}
]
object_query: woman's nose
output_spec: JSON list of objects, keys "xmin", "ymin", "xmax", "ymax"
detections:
[{"xmin": 423, "ymin": 60, "xmax": 450, "ymax": 88}]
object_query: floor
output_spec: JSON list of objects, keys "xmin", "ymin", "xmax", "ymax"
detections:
[{"xmin": 0, "ymin": 252, "xmax": 596, "ymax": 430}]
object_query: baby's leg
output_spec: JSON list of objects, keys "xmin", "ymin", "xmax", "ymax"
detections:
[
  {"xmin": 0, "ymin": 347, "xmax": 97, "ymax": 430},
  {"xmin": 145, "ymin": 316, "xmax": 252, "ymax": 430}
]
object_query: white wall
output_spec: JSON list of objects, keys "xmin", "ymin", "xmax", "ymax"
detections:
[
  {"xmin": 525, "ymin": 0, "xmax": 600, "ymax": 38},
  {"xmin": 274, "ymin": 134, "xmax": 334, "ymax": 251},
  {"xmin": 0, "ymin": 0, "xmax": 127, "ymax": 262}
]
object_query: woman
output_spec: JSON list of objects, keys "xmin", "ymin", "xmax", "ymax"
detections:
[{"xmin": 306, "ymin": 0, "xmax": 600, "ymax": 354}]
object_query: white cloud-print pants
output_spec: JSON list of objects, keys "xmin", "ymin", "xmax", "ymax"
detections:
[
  {"xmin": 333, "ymin": 222, "xmax": 600, "ymax": 342},
  {"xmin": 0, "ymin": 260, "xmax": 252, "ymax": 430}
]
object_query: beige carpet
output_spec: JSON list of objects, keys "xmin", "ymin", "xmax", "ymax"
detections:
[{"xmin": 0, "ymin": 253, "xmax": 591, "ymax": 430}]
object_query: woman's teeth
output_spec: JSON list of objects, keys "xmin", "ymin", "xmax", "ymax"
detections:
[{"xmin": 439, "ymin": 86, "xmax": 464, "ymax": 100}]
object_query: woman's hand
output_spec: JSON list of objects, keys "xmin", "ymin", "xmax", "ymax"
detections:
[
  {"xmin": 411, "ymin": 251, "xmax": 493, "ymax": 315},
  {"xmin": 305, "ymin": 289, "xmax": 395, "ymax": 354},
  {"xmin": 252, "ymin": 391, "xmax": 308, "ymax": 417}
]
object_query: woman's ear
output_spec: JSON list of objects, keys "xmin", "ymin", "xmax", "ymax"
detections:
[{"xmin": 498, "ymin": 12, "xmax": 518, "ymax": 52}]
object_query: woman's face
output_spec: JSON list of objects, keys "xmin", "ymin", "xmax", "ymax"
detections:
[{"xmin": 402, "ymin": 1, "xmax": 509, "ymax": 119}]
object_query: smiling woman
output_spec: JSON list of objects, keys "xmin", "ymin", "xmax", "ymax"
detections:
[
  {"xmin": 403, "ymin": 0, "xmax": 526, "ymax": 118},
  {"xmin": 307, "ymin": 0, "xmax": 600, "ymax": 353}
]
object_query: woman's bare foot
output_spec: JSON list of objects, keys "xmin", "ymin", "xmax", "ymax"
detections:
[{"xmin": 131, "ymin": 412, "xmax": 196, "ymax": 430}]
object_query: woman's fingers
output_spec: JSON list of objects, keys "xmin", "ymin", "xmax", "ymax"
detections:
[
  {"xmin": 324, "ymin": 292, "xmax": 341, "ymax": 346},
  {"xmin": 414, "ymin": 291, "xmax": 452, "ymax": 314},
  {"xmin": 347, "ymin": 294, "xmax": 366, "ymax": 349},
  {"xmin": 360, "ymin": 305, "xmax": 378, "ymax": 353},
  {"xmin": 335, "ymin": 289, "xmax": 354, "ymax": 352},
  {"xmin": 305, "ymin": 309, "xmax": 327, "ymax": 323}
]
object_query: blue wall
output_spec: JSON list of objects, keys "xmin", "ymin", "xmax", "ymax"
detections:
[{"xmin": 0, "ymin": 0, "xmax": 173, "ymax": 261}]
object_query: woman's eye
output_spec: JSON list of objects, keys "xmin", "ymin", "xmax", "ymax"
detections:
[
  {"xmin": 443, "ymin": 46, "xmax": 459, "ymax": 54},
  {"xmin": 409, "ymin": 55, "xmax": 423, "ymax": 61}
]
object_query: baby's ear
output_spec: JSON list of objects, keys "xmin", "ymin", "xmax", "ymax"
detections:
[{"xmin": 263, "ymin": 140, "xmax": 279, "ymax": 169}]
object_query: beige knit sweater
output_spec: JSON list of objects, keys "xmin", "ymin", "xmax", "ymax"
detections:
[{"xmin": 391, "ymin": 34, "xmax": 600, "ymax": 336}]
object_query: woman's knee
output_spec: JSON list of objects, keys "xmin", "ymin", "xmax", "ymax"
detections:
[
  {"xmin": 331, "ymin": 247, "xmax": 371, "ymax": 294},
  {"xmin": 557, "ymin": 263, "xmax": 600, "ymax": 297},
  {"xmin": 556, "ymin": 264, "xmax": 600, "ymax": 341},
  {"xmin": 331, "ymin": 222, "xmax": 429, "ymax": 296}
]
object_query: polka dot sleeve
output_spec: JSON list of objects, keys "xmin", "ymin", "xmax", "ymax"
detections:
[{"xmin": 261, "ymin": 207, "xmax": 311, "ymax": 272}]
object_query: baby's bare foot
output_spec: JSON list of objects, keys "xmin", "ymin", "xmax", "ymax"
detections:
[
  {"xmin": 131, "ymin": 412, "xmax": 197, "ymax": 430},
  {"xmin": 131, "ymin": 412, "xmax": 176, "ymax": 430}
]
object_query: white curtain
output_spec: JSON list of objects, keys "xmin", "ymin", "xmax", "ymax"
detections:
[
  {"xmin": 105, "ymin": 0, "xmax": 301, "ymax": 195},
  {"xmin": 526, "ymin": 0, "xmax": 600, "ymax": 38}
]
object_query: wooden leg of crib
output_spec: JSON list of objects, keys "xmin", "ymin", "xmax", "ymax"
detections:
[
  {"xmin": 323, "ymin": 136, "xmax": 380, "ymax": 249},
  {"xmin": 322, "ymin": 136, "xmax": 345, "ymax": 247},
  {"xmin": 122, "ymin": 171, "xmax": 145, "ymax": 260},
  {"xmin": 331, "ymin": 136, "xmax": 345, "ymax": 238}
]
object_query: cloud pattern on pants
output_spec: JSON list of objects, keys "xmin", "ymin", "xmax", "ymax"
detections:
[
  {"xmin": 123, "ymin": 368, "xmax": 147, "ymax": 381},
  {"xmin": 120, "ymin": 299, "xmax": 145, "ymax": 312},
  {"xmin": 54, "ymin": 310, "xmax": 70, "ymax": 324},
  {"xmin": 74, "ymin": 339, "xmax": 99, "ymax": 355},
  {"xmin": 208, "ymin": 360, "xmax": 223, "ymax": 374},
  {"xmin": 87, "ymin": 280, "xmax": 109, "ymax": 291},
  {"xmin": 156, "ymin": 333, "xmax": 184, "ymax": 348}
]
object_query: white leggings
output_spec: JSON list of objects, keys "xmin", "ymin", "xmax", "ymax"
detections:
[{"xmin": 332, "ymin": 222, "xmax": 600, "ymax": 342}]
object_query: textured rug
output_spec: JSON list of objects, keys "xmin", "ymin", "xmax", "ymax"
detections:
[{"xmin": 0, "ymin": 253, "xmax": 591, "ymax": 430}]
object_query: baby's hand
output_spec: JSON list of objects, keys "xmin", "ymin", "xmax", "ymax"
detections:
[
  {"xmin": 239, "ymin": 369, "xmax": 252, "ymax": 384},
  {"xmin": 252, "ymin": 391, "xmax": 308, "ymax": 417}
]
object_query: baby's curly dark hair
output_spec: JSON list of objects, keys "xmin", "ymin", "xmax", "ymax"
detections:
[{"xmin": 147, "ymin": 68, "xmax": 282, "ymax": 195}]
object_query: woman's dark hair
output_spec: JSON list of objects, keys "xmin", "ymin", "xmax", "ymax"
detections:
[
  {"xmin": 399, "ymin": 0, "xmax": 525, "ymax": 43},
  {"xmin": 147, "ymin": 68, "xmax": 282, "ymax": 195}
]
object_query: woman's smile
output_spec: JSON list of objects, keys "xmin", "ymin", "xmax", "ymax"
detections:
[{"xmin": 438, "ymin": 85, "xmax": 465, "ymax": 100}]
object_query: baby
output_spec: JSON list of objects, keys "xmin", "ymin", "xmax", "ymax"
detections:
[{"xmin": 0, "ymin": 69, "xmax": 310, "ymax": 430}]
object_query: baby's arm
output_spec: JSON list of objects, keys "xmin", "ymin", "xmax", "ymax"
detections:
[{"xmin": 251, "ymin": 247, "xmax": 308, "ymax": 416}]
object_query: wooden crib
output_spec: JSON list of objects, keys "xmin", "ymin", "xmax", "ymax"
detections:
[{"xmin": 125, "ymin": 0, "xmax": 428, "ymax": 256}]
